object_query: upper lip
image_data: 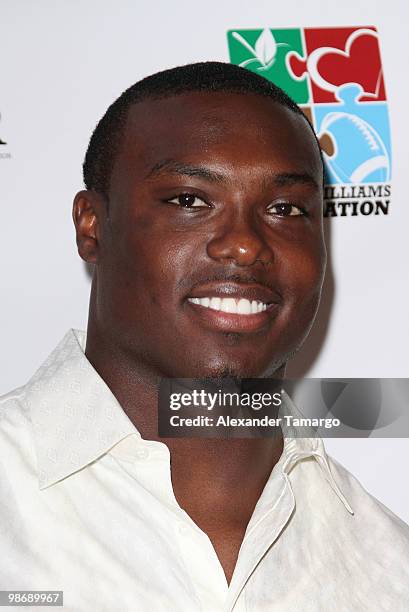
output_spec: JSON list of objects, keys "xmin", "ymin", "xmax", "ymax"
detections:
[{"xmin": 186, "ymin": 282, "xmax": 281, "ymax": 305}]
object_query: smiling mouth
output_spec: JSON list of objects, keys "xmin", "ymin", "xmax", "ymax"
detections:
[
  {"xmin": 185, "ymin": 292, "xmax": 279, "ymax": 333},
  {"xmin": 187, "ymin": 296, "xmax": 269, "ymax": 315}
]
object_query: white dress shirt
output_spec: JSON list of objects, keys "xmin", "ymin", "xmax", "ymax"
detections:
[{"xmin": 0, "ymin": 329, "xmax": 408, "ymax": 611}]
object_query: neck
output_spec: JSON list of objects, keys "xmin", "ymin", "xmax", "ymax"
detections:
[{"xmin": 85, "ymin": 316, "xmax": 285, "ymax": 527}]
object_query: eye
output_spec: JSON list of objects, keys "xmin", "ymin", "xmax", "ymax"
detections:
[
  {"xmin": 267, "ymin": 202, "xmax": 305, "ymax": 217},
  {"xmin": 167, "ymin": 193, "xmax": 209, "ymax": 208}
]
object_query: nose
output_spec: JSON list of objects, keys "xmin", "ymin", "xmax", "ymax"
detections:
[{"xmin": 206, "ymin": 212, "xmax": 274, "ymax": 267}]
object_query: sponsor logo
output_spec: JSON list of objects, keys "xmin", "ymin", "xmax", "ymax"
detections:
[{"xmin": 227, "ymin": 26, "xmax": 391, "ymax": 217}]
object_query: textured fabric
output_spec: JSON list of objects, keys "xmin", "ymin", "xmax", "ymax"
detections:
[{"xmin": 0, "ymin": 329, "xmax": 408, "ymax": 611}]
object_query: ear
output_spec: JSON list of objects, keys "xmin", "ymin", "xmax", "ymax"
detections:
[{"xmin": 72, "ymin": 190, "xmax": 107, "ymax": 264}]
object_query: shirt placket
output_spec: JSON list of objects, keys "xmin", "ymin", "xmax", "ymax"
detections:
[
  {"xmin": 113, "ymin": 437, "xmax": 231, "ymax": 611},
  {"xmin": 225, "ymin": 470, "xmax": 295, "ymax": 612}
]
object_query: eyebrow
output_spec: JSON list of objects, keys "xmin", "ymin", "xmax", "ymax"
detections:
[
  {"xmin": 145, "ymin": 159, "xmax": 225, "ymax": 182},
  {"xmin": 146, "ymin": 158, "xmax": 319, "ymax": 189},
  {"xmin": 270, "ymin": 172, "xmax": 319, "ymax": 188}
]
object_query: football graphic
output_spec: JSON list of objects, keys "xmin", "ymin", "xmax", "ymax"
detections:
[{"xmin": 319, "ymin": 111, "xmax": 390, "ymax": 184}]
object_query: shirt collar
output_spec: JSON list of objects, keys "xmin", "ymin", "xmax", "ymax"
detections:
[
  {"xmin": 24, "ymin": 329, "xmax": 138, "ymax": 490},
  {"xmin": 23, "ymin": 329, "xmax": 353, "ymax": 513},
  {"xmin": 279, "ymin": 391, "xmax": 354, "ymax": 514}
]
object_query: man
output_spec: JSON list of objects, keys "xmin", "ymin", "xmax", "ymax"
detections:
[{"xmin": 0, "ymin": 62, "xmax": 408, "ymax": 611}]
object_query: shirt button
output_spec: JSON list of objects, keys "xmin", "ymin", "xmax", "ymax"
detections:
[
  {"xmin": 178, "ymin": 523, "xmax": 189, "ymax": 535},
  {"xmin": 135, "ymin": 448, "xmax": 149, "ymax": 460}
]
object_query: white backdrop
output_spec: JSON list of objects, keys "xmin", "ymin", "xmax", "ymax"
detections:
[{"xmin": 1, "ymin": 0, "xmax": 408, "ymax": 522}]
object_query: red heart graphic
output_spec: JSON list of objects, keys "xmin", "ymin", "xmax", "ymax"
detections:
[
  {"xmin": 290, "ymin": 28, "xmax": 386, "ymax": 103},
  {"xmin": 316, "ymin": 34, "xmax": 384, "ymax": 101}
]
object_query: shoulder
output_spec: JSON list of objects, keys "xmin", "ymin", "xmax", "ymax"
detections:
[
  {"xmin": 0, "ymin": 386, "xmax": 31, "ymax": 430},
  {"xmin": 327, "ymin": 452, "xmax": 409, "ymax": 545},
  {"xmin": 0, "ymin": 386, "xmax": 34, "ymax": 460}
]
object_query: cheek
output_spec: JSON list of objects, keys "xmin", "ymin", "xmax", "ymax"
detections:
[
  {"xmin": 268, "ymin": 245, "xmax": 325, "ymax": 356},
  {"xmin": 279, "ymin": 243, "xmax": 326, "ymax": 288},
  {"xmin": 104, "ymin": 224, "xmax": 192, "ymax": 317},
  {"xmin": 277, "ymin": 241, "xmax": 326, "ymax": 306}
]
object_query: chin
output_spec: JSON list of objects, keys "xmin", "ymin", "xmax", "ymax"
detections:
[
  {"xmin": 195, "ymin": 357, "xmax": 284, "ymax": 380},
  {"xmin": 203, "ymin": 365, "xmax": 244, "ymax": 380}
]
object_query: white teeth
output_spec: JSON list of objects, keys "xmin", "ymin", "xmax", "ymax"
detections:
[
  {"xmin": 188, "ymin": 297, "xmax": 268, "ymax": 315},
  {"xmin": 220, "ymin": 298, "xmax": 237, "ymax": 313},
  {"xmin": 237, "ymin": 298, "xmax": 251, "ymax": 315}
]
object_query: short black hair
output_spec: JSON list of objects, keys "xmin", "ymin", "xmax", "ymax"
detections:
[{"xmin": 83, "ymin": 61, "xmax": 322, "ymax": 196}]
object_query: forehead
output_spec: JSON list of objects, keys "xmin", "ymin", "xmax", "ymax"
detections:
[{"xmin": 111, "ymin": 91, "xmax": 322, "ymax": 188}]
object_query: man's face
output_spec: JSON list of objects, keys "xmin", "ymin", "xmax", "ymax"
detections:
[{"xmin": 91, "ymin": 92, "xmax": 326, "ymax": 378}]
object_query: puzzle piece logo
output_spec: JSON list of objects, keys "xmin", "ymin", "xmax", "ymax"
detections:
[
  {"xmin": 315, "ymin": 84, "xmax": 390, "ymax": 184},
  {"xmin": 227, "ymin": 26, "xmax": 391, "ymax": 189},
  {"xmin": 227, "ymin": 28, "xmax": 309, "ymax": 104},
  {"xmin": 290, "ymin": 27, "xmax": 385, "ymax": 104}
]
